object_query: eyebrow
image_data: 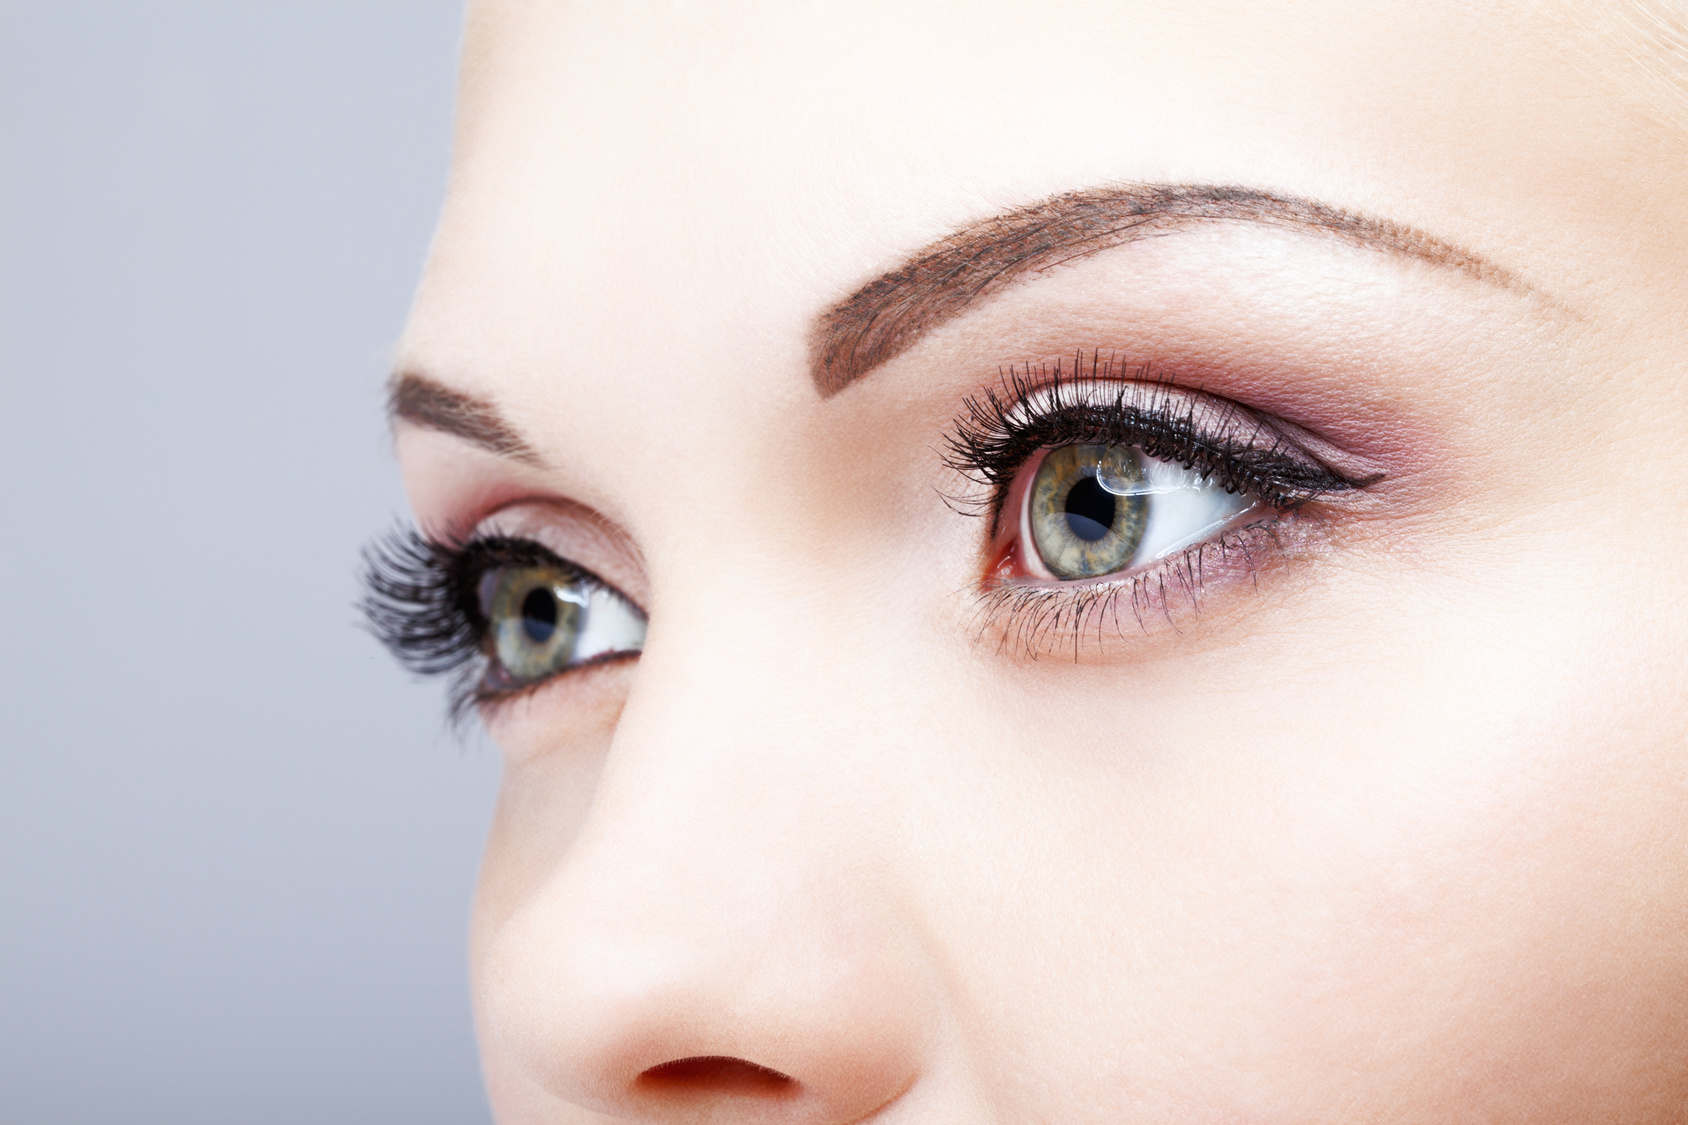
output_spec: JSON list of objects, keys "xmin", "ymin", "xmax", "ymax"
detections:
[
  {"xmin": 809, "ymin": 183, "xmax": 1517, "ymax": 396},
  {"xmin": 387, "ymin": 371, "xmax": 542, "ymax": 463}
]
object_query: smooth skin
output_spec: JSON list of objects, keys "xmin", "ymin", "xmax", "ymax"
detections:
[{"xmin": 393, "ymin": 2, "xmax": 1688, "ymax": 1122}]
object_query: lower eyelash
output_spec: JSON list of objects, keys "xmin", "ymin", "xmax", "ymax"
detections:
[{"xmin": 971, "ymin": 518, "xmax": 1285, "ymax": 659}]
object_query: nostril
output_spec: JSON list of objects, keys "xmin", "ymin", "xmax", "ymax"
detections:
[{"xmin": 638, "ymin": 1055, "xmax": 798, "ymax": 1095}]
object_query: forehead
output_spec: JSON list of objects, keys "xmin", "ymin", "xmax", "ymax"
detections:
[{"xmin": 403, "ymin": 0, "xmax": 1679, "ymax": 421}]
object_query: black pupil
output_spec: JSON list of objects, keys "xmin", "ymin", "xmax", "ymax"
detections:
[
  {"xmin": 1064, "ymin": 475, "xmax": 1116, "ymax": 542},
  {"xmin": 520, "ymin": 586, "xmax": 558, "ymax": 644}
]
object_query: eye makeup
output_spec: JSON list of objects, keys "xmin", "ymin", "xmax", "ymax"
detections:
[
  {"xmin": 361, "ymin": 529, "xmax": 646, "ymax": 719},
  {"xmin": 943, "ymin": 353, "xmax": 1384, "ymax": 655},
  {"xmin": 367, "ymin": 349, "xmax": 1390, "ymax": 712}
]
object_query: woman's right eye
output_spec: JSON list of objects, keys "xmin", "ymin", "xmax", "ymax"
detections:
[{"xmin": 478, "ymin": 563, "xmax": 647, "ymax": 691}]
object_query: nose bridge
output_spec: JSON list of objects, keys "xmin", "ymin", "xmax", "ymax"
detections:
[
  {"xmin": 479, "ymin": 590, "xmax": 933, "ymax": 1123},
  {"xmin": 601, "ymin": 578, "xmax": 888, "ymax": 873}
]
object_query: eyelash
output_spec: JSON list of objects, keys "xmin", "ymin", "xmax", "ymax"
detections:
[
  {"xmin": 359, "ymin": 528, "xmax": 622, "ymax": 720},
  {"xmin": 943, "ymin": 354, "xmax": 1378, "ymax": 654}
]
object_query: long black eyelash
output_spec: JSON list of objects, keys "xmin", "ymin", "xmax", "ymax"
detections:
[
  {"xmin": 360, "ymin": 527, "xmax": 481, "ymax": 677},
  {"xmin": 358, "ymin": 526, "xmax": 581, "ymax": 718},
  {"xmin": 943, "ymin": 353, "xmax": 1369, "ymax": 521}
]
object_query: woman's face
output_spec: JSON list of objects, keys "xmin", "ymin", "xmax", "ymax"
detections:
[{"xmin": 388, "ymin": 1, "xmax": 1688, "ymax": 1121}]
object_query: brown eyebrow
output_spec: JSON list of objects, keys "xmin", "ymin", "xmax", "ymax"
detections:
[
  {"xmin": 809, "ymin": 183, "xmax": 1518, "ymax": 397},
  {"xmin": 387, "ymin": 371, "xmax": 542, "ymax": 463}
]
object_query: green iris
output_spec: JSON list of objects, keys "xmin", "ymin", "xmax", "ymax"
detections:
[
  {"xmin": 486, "ymin": 566, "xmax": 585, "ymax": 684},
  {"xmin": 1028, "ymin": 443, "xmax": 1149, "ymax": 579}
]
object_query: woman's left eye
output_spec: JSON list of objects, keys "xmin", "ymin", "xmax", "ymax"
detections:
[
  {"xmin": 478, "ymin": 564, "xmax": 646, "ymax": 690},
  {"xmin": 1017, "ymin": 442, "xmax": 1257, "ymax": 581}
]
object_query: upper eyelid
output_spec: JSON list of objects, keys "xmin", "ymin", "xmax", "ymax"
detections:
[
  {"xmin": 467, "ymin": 498, "xmax": 653, "ymax": 611},
  {"xmin": 457, "ymin": 536, "xmax": 642, "ymax": 618},
  {"xmin": 944, "ymin": 363, "xmax": 1378, "ymax": 525},
  {"xmin": 961, "ymin": 371, "xmax": 1314, "ymax": 465}
]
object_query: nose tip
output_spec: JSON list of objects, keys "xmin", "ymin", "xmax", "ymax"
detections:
[
  {"xmin": 478, "ymin": 839, "xmax": 931, "ymax": 1124},
  {"xmin": 630, "ymin": 1056, "xmax": 921, "ymax": 1125},
  {"xmin": 639, "ymin": 1055, "xmax": 795, "ymax": 1092},
  {"xmin": 636, "ymin": 1056, "xmax": 802, "ymax": 1121}
]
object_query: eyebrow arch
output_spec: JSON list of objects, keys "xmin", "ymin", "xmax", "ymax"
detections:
[
  {"xmin": 810, "ymin": 183, "xmax": 1519, "ymax": 396},
  {"xmin": 387, "ymin": 371, "xmax": 542, "ymax": 463}
]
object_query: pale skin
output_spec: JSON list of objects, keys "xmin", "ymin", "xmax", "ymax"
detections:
[{"xmin": 389, "ymin": 1, "xmax": 1688, "ymax": 1122}]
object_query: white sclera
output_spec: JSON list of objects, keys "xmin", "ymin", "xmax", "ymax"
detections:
[
  {"xmin": 1094, "ymin": 452, "xmax": 1256, "ymax": 563},
  {"xmin": 573, "ymin": 582, "xmax": 648, "ymax": 661}
]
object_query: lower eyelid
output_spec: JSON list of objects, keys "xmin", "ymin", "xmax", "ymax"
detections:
[
  {"xmin": 474, "ymin": 650, "xmax": 644, "ymax": 751},
  {"xmin": 478, "ymin": 647, "xmax": 642, "ymax": 702},
  {"xmin": 1004, "ymin": 504, "xmax": 1269, "ymax": 590},
  {"xmin": 976, "ymin": 514, "xmax": 1299, "ymax": 658}
]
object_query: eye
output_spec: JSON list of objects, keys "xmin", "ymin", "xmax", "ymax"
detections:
[
  {"xmin": 941, "ymin": 365, "xmax": 1380, "ymax": 653},
  {"xmin": 1021, "ymin": 442, "xmax": 1256, "ymax": 581},
  {"xmin": 479, "ymin": 563, "xmax": 647, "ymax": 689}
]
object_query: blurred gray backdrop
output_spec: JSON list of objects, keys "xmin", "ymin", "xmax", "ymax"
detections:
[{"xmin": 0, "ymin": 3, "xmax": 502, "ymax": 1122}]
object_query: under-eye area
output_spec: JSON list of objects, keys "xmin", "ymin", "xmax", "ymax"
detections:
[
  {"xmin": 943, "ymin": 355, "xmax": 1382, "ymax": 655},
  {"xmin": 972, "ymin": 516, "xmax": 1295, "ymax": 658},
  {"xmin": 360, "ymin": 528, "xmax": 646, "ymax": 717}
]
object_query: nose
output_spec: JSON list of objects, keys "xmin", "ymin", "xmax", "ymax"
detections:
[{"xmin": 477, "ymin": 642, "xmax": 935, "ymax": 1123}]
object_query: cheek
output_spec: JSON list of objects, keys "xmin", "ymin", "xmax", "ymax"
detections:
[
  {"xmin": 1256, "ymin": 748, "xmax": 1688, "ymax": 1118},
  {"xmin": 907, "ymin": 721, "xmax": 1688, "ymax": 1118},
  {"xmin": 892, "ymin": 548, "xmax": 1688, "ymax": 1119}
]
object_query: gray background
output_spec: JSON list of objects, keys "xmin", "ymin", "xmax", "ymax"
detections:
[{"xmin": 0, "ymin": 3, "xmax": 501, "ymax": 1122}]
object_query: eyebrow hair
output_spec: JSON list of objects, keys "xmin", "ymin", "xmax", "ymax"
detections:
[
  {"xmin": 387, "ymin": 371, "xmax": 542, "ymax": 463},
  {"xmin": 809, "ymin": 183, "xmax": 1517, "ymax": 397}
]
